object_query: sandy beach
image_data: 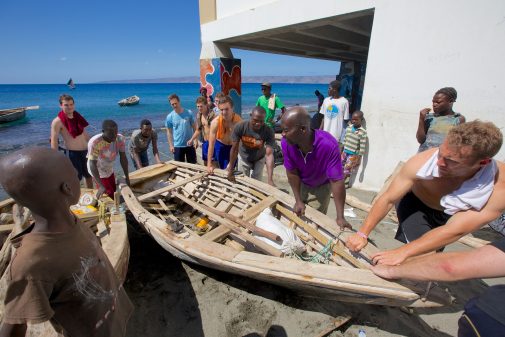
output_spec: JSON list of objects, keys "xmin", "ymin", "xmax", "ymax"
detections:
[{"xmin": 122, "ymin": 164, "xmax": 504, "ymax": 337}]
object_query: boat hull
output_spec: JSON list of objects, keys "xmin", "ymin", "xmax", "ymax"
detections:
[
  {"xmin": 124, "ymin": 161, "xmax": 452, "ymax": 308},
  {"xmin": 0, "ymin": 109, "xmax": 26, "ymax": 123},
  {"xmin": 118, "ymin": 95, "xmax": 140, "ymax": 106}
]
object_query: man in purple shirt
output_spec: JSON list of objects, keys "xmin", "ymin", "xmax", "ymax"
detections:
[{"xmin": 280, "ymin": 107, "xmax": 350, "ymax": 229}]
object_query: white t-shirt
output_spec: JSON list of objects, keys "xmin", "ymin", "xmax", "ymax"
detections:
[{"xmin": 319, "ymin": 96, "xmax": 349, "ymax": 142}]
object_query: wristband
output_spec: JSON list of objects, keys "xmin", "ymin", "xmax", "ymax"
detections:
[{"xmin": 356, "ymin": 231, "xmax": 368, "ymax": 240}]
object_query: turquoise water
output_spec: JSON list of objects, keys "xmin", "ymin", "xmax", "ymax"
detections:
[
  {"xmin": 0, "ymin": 83, "xmax": 326, "ymax": 153},
  {"xmin": 0, "ymin": 82, "xmax": 326, "ymax": 199}
]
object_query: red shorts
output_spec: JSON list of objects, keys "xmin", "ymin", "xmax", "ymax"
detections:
[{"xmin": 96, "ymin": 173, "xmax": 116, "ymax": 198}]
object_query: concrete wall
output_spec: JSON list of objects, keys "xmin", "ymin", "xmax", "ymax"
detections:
[
  {"xmin": 356, "ymin": 0, "xmax": 505, "ymax": 190},
  {"xmin": 216, "ymin": 0, "xmax": 277, "ymax": 19},
  {"xmin": 201, "ymin": 0, "xmax": 505, "ymax": 191},
  {"xmin": 202, "ymin": 0, "xmax": 375, "ymax": 43}
]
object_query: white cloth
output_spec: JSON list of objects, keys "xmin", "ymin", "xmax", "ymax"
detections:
[
  {"xmin": 319, "ymin": 96, "xmax": 349, "ymax": 142},
  {"xmin": 268, "ymin": 94, "xmax": 276, "ymax": 110},
  {"xmin": 416, "ymin": 150, "xmax": 497, "ymax": 215}
]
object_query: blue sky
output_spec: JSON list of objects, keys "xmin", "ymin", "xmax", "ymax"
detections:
[{"xmin": 0, "ymin": 0, "xmax": 339, "ymax": 84}]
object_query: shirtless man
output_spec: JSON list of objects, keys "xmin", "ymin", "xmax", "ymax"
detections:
[
  {"xmin": 50, "ymin": 94, "xmax": 93, "ymax": 188},
  {"xmin": 206, "ymin": 95, "xmax": 242, "ymax": 173},
  {"xmin": 0, "ymin": 147, "xmax": 133, "ymax": 336},
  {"xmin": 346, "ymin": 121, "xmax": 505, "ymax": 265},
  {"xmin": 188, "ymin": 96, "xmax": 216, "ymax": 166}
]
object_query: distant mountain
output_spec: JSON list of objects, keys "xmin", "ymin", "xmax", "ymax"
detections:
[{"xmin": 97, "ymin": 75, "xmax": 335, "ymax": 84}]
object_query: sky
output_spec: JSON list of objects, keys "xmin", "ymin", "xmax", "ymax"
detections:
[{"xmin": 0, "ymin": 0, "xmax": 339, "ymax": 84}]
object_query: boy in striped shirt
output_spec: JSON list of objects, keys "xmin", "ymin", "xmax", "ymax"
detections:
[{"xmin": 341, "ymin": 111, "xmax": 367, "ymax": 187}]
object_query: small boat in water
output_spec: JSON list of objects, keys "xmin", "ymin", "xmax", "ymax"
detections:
[
  {"xmin": 0, "ymin": 106, "xmax": 39, "ymax": 124},
  {"xmin": 118, "ymin": 95, "xmax": 140, "ymax": 106},
  {"xmin": 67, "ymin": 78, "xmax": 75, "ymax": 90},
  {"xmin": 122, "ymin": 162, "xmax": 452, "ymax": 308}
]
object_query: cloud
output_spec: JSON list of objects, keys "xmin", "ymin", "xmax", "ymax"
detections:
[
  {"xmin": 60, "ymin": 57, "xmax": 67, "ymax": 61},
  {"xmin": 157, "ymin": 49, "xmax": 164, "ymax": 54}
]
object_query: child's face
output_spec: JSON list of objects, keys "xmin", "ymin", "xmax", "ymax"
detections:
[{"xmin": 351, "ymin": 115, "xmax": 362, "ymax": 127}]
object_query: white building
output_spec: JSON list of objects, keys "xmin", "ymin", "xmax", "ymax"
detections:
[{"xmin": 199, "ymin": 0, "xmax": 505, "ymax": 190}]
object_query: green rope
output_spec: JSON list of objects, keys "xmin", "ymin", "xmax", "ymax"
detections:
[{"xmin": 293, "ymin": 240, "xmax": 334, "ymax": 264}]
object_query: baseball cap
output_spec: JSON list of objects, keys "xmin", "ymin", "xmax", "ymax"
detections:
[{"xmin": 261, "ymin": 82, "xmax": 272, "ymax": 88}]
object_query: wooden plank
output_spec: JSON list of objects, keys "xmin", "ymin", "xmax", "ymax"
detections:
[
  {"xmin": 458, "ymin": 235, "xmax": 490, "ymax": 248},
  {"xmin": 203, "ymin": 196, "xmax": 279, "ymax": 243},
  {"xmin": 202, "ymin": 225, "xmax": 231, "ymax": 242},
  {"xmin": 275, "ymin": 204, "xmax": 368, "ymax": 269},
  {"xmin": 186, "ymin": 195, "xmax": 281, "ymax": 242},
  {"xmin": 232, "ymin": 251, "xmax": 420, "ymax": 298},
  {"xmin": 172, "ymin": 192, "xmax": 283, "ymax": 257},
  {"xmin": 241, "ymin": 196, "xmax": 278, "ymax": 220},
  {"xmin": 138, "ymin": 172, "xmax": 208, "ymax": 201},
  {"xmin": 316, "ymin": 315, "xmax": 352, "ymax": 337},
  {"xmin": 129, "ymin": 162, "xmax": 177, "ymax": 185}
]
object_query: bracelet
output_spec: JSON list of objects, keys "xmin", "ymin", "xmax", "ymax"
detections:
[{"xmin": 356, "ymin": 231, "xmax": 368, "ymax": 240}]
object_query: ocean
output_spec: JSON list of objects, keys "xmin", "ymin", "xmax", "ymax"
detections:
[{"xmin": 0, "ymin": 82, "xmax": 327, "ymax": 199}]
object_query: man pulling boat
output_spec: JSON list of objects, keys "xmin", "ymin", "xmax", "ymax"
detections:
[{"xmin": 346, "ymin": 120, "xmax": 505, "ymax": 265}]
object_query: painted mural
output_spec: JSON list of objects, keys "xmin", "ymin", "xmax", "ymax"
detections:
[{"xmin": 200, "ymin": 57, "xmax": 242, "ymax": 114}]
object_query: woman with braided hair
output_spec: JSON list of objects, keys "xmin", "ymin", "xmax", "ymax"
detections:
[{"xmin": 416, "ymin": 87, "xmax": 466, "ymax": 152}]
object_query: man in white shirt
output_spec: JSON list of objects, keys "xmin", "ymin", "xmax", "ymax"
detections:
[{"xmin": 319, "ymin": 80, "xmax": 349, "ymax": 143}]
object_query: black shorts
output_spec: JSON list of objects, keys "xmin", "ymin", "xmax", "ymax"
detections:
[
  {"xmin": 68, "ymin": 150, "xmax": 91, "ymax": 180},
  {"xmin": 395, "ymin": 191, "xmax": 451, "ymax": 243},
  {"xmin": 174, "ymin": 146, "xmax": 196, "ymax": 164}
]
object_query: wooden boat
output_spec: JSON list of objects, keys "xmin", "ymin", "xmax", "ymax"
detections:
[
  {"xmin": 118, "ymin": 95, "xmax": 140, "ymax": 106},
  {"xmin": 0, "ymin": 106, "xmax": 39, "ymax": 124},
  {"xmin": 123, "ymin": 161, "xmax": 452, "ymax": 308},
  {"xmin": 0, "ymin": 190, "xmax": 130, "ymax": 336}
]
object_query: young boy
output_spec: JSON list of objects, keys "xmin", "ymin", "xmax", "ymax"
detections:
[
  {"xmin": 341, "ymin": 111, "xmax": 367, "ymax": 187},
  {"xmin": 0, "ymin": 147, "xmax": 133, "ymax": 337},
  {"xmin": 87, "ymin": 120, "xmax": 130, "ymax": 199},
  {"xmin": 319, "ymin": 80, "xmax": 350, "ymax": 143}
]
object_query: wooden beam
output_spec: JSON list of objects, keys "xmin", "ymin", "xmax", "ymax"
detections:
[
  {"xmin": 138, "ymin": 172, "xmax": 208, "ymax": 201},
  {"xmin": 275, "ymin": 204, "xmax": 367, "ymax": 269},
  {"xmin": 204, "ymin": 196, "xmax": 279, "ymax": 242},
  {"xmin": 172, "ymin": 192, "xmax": 282, "ymax": 257}
]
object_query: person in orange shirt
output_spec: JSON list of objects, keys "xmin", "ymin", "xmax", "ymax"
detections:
[{"xmin": 206, "ymin": 95, "xmax": 242, "ymax": 173}]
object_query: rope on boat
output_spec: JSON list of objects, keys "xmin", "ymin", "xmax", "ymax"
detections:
[{"xmin": 292, "ymin": 239, "xmax": 334, "ymax": 264}]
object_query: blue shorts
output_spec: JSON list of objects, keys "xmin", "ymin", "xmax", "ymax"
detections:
[
  {"xmin": 214, "ymin": 140, "xmax": 234, "ymax": 169},
  {"xmin": 458, "ymin": 297, "xmax": 505, "ymax": 337},
  {"xmin": 130, "ymin": 150, "xmax": 149, "ymax": 169},
  {"xmin": 202, "ymin": 140, "xmax": 215, "ymax": 162},
  {"xmin": 68, "ymin": 150, "xmax": 91, "ymax": 180}
]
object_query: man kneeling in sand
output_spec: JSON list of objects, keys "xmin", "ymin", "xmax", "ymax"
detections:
[
  {"xmin": 0, "ymin": 147, "xmax": 133, "ymax": 337},
  {"xmin": 346, "ymin": 121, "xmax": 505, "ymax": 265}
]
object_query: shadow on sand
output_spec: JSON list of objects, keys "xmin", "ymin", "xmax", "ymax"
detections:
[
  {"xmin": 123, "ymin": 214, "xmax": 456, "ymax": 337},
  {"xmin": 124, "ymin": 215, "xmax": 204, "ymax": 337}
]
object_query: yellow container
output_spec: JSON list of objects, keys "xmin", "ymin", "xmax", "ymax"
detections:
[{"xmin": 196, "ymin": 217, "xmax": 209, "ymax": 229}]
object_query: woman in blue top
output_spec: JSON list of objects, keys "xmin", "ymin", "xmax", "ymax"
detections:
[{"xmin": 416, "ymin": 87, "xmax": 466, "ymax": 152}]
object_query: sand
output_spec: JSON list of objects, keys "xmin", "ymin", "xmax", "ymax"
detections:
[{"xmin": 123, "ymin": 165, "xmax": 504, "ymax": 337}]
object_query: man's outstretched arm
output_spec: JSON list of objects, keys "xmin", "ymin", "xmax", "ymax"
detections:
[{"xmin": 372, "ymin": 243, "xmax": 505, "ymax": 282}]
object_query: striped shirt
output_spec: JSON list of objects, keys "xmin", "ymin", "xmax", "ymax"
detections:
[{"xmin": 343, "ymin": 124, "xmax": 367, "ymax": 156}]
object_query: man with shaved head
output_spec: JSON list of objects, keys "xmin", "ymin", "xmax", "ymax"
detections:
[
  {"xmin": 280, "ymin": 107, "xmax": 350, "ymax": 229},
  {"xmin": 0, "ymin": 147, "xmax": 132, "ymax": 337}
]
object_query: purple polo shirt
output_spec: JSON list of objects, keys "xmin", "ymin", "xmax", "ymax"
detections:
[{"xmin": 281, "ymin": 129, "xmax": 344, "ymax": 187}]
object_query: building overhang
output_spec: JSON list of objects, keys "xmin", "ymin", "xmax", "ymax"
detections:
[{"xmin": 219, "ymin": 10, "xmax": 373, "ymax": 63}]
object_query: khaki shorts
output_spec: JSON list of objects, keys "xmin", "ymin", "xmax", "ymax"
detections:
[
  {"xmin": 301, "ymin": 182, "xmax": 331, "ymax": 214},
  {"xmin": 238, "ymin": 156, "xmax": 266, "ymax": 181}
]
